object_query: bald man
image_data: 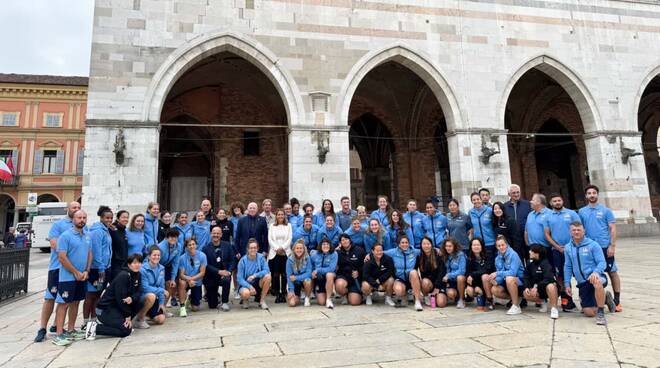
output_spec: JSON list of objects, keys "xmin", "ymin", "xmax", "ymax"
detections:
[
  {"xmin": 235, "ymin": 202, "xmax": 269, "ymax": 257},
  {"xmin": 35, "ymin": 201, "xmax": 80, "ymax": 343}
]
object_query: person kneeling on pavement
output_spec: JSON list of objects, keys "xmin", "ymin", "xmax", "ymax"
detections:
[{"xmin": 85, "ymin": 254, "xmax": 143, "ymax": 340}]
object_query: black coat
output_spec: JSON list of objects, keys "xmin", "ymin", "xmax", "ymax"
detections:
[
  {"xmin": 157, "ymin": 221, "xmax": 170, "ymax": 243},
  {"xmin": 337, "ymin": 245, "xmax": 366, "ymax": 279},
  {"xmin": 493, "ymin": 216, "xmax": 522, "ymax": 252},
  {"xmin": 212, "ymin": 218, "xmax": 234, "ymax": 244},
  {"xmin": 416, "ymin": 253, "xmax": 446, "ymax": 289},
  {"xmin": 363, "ymin": 253, "xmax": 395, "ymax": 287},
  {"xmin": 202, "ymin": 240, "xmax": 236, "ymax": 283},
  {"xmin": 467, "ymin": 254, "xmax": 493, "ymax": 280},
  {"xmin": 97, "ymin": 270, "xmax": 141, "ymax": 318},
  {"xmin": 523, "ymin": 258, "xmax": 555, "ymax": 289},
  {"xmin": 110, "ymin": 222, "xmax": 129, "ymax": 271},
  {"xmin": 235, "ymin": 215, "xmax": 268, "ymax": 255}
]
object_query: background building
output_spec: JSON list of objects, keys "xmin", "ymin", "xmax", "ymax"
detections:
[
  {"xmin": 0, "ymin": 74, "xmax": 87, "ymax": 236},
  {"xmin": 82, "ymin": 0, "xmax": 659, "ymax": 222}
]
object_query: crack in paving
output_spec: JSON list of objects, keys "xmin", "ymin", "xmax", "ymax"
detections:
[{"xmin": 604, "ymin": 322, "xmax": 624, "ymax": 368}]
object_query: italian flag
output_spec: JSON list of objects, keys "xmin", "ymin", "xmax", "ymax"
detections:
[{"xmin": 0, "ymin": 158, "xmax": 14, "ymax": 181}]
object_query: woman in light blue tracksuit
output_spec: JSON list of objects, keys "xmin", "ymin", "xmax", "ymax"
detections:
[
  {"xmin": 190, "ymin": 211, "xmax": 211, "ymax": 250},
  {"xmin": 83, "ymin": 206, "xmax": 114, "ymax": 326},
  {"xmin": 344, "ymin": 217, "xmax": 365, "ymax": 249},
  {"xmin": 312, "ymin": 238, "xmax": 338, "ymax": 308},
  {"xmin": 286, "ymin": 240, "xmax": 313, "ymax": 307},
  {"xmin": 384, "ymin": 235, "xmax": 422, "ymax": 311},
  {"xmin": 488, "ymin": 235, "xmax": 525, "ymax": 315},
  {"xmin": 144, "ymin": 202, "xmax": 161, "ymax": 247},
  {"xmin": 440, "ymin": 238, "xmax": 467, "ymax": 308},
  {"xmin": 387, "ymin": 210, "xmax": 414, "ymax": 248},
  {"xmin": 364, "ymin": 218, "xmax": 391, "ymax": 252},
  {"xmin": 126, "ymin": 214, "xmax": 147, "ymax": 257},
  {"xmin": 173, "ymin": 212, "xmax": 192, "ymax": 254}
]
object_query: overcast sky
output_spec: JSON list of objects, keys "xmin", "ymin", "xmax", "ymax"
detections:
[{"xmin": 0, "ymin": 0, "xmax": 94, "ymax": 76}]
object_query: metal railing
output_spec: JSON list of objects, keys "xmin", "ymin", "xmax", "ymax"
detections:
[
  {"xmin": 0, "ymin": 174, "xmax": 19, "ymax": 187},
  {"xmin": 0, "ymin": 248, "xmax": 30, "ymax": 302}
]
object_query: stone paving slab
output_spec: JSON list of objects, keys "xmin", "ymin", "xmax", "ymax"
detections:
[{"xmin": 0, "ymin": 237, "xmax": 659, "ymax": 367}]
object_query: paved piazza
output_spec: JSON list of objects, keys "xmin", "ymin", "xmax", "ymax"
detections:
[{"xmin": 1, "ymin": 237, "xmax": 659, "ymax": 368}]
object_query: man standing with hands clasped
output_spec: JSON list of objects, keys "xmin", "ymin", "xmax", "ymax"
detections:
[{"xmin": 52, "ymin": 210, "xmax": 93, "ymax": 346}]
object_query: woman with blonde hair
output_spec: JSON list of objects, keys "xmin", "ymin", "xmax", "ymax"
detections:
[{"xmin": 286, "ymin": 240, "xmax": 313, "ymax": 307}]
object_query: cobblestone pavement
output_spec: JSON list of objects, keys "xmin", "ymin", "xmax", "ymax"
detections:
[{"xmin": 1, "ymin": 237, "xmax": 658, "ymax": 368}]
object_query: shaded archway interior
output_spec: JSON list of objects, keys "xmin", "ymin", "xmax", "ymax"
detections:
[
  {"xmin": 506, "ymin": 68, "xmax": 588, "ymax": 209},
  {"xmin": 0, "ymin": 194, "xmax": 15, "ymax": 235},
  {"xmin": 159, "ymin": 51, "xmax": 288, "ymax": 212},
  {"xmin": 638, "ymin": 75, "xmax": 660, "ymax": 219},
  {"xmin": 37, "ymin": 194, "xmax": 60, "ymax": 204},
  {"xmin": 348, "ymin": 61, "xmax": 451, "ymax": 210}
]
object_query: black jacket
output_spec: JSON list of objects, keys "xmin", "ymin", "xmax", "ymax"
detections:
[
  {"xmin": 235, "ymin": 215, "xmax": 269, "ymax": 255},
  {"xmin": 110, "ymin": 222, "xmax": 128, "ymax": 271},
  {"xmin": 467, "ymin": 254, "xmax": 493, "ymax": 281},
  {"xmin": 363, "ymin": 253, "xmax": 395, "ymax": 287},
  {"xmin": 416, "ymin": 253, "xmax": 446, "ymax": 289},
  {"xmin": 212, "ymin": 218, "xmax": 234, "ymax": 244},
  {"xmin": 523, "ymin": 258, "xmax": 555, "ymax": 289},
  {"xmin": 337, "ymin": 245, "xmax": 366, "ymax": 279},
  {"xmin": 157, "ymin": 221, "xmax": 170, "ymax": 243},
  {"xmin": 202, "ymin": 240, "xmax": 236, "ymax": 283},
  {"xmin": 97, "ymin": 270, "xmax": 141, "ymax": 318},
  {"xmin": 493, "ymin": 216, "xmax": 522, "ymax": 252}
]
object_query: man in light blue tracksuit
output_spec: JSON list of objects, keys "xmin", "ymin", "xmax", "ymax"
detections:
[
  {"xmin": 403, "ymin": 200, "xmax": 425, "ymax": 249},
  {"xmin": 422, "ymin": 201, "xmax": 448, "ymax": 248},
  {"xmin": 564, "ymin": 221, "xmax": 615, "ymax": 325}
]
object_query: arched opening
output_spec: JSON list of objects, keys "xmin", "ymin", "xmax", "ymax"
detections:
[
  {"xmin": 347, "ymin": 60, "xmax": 452, "ymax": 210},
  {"xmin": 349, "ymin": 114, "xmax": 396, "ymax": 207},
  {"xmin": 506, "ymin": 67, "xmax": 589, "ymax": 208},
  {"xmin": 37, "ymin": 194, "xmax": 60, "ymax": 204},
  {"xmin": 0, "ymin": 194, "xmax": 15, "ymax": 236},
  {"xmin": 158, "ymin": 51, "xmax": 289, "ymax": 211},
  {"xmin": 638, "ymin": 74, "xmax": 660, "ymax": 219}
]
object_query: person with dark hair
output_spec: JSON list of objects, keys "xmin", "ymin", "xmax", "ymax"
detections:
[
  {"xmin": 337, "ymin": 196, "xmax": 357, "ymax": 231},
  {"xmin": 229, "ymin": 201, "xmax": 245, "ymax": 240},
  {"xmin": 268, "ymin": 209, "xmax": 292, "ymax": 303},
  {"xmin": 387, "ymin": 210, "xmax": 414, "ymax": 248},
  {"xmin": 403, "ymin": 199, "xmax": 425, "ymax": 248},
  {"xmin": 135, "ymin": 245, "xmax": 167, "ymax": 329},
  {"xmin": 289, "ymin": 197, "xmax": 301, "ymax": 216},
  {"xmin": 544, "ymin": 193, "xmax": 580, "ymax": 312},
  {"xmin": 109, "ymin": 210, "xmax": 130, "ymax": 283},
  {"xmin": 466, "ymin": 238, "xmax": 494, "ymax": 310},
  {"xmin": 157, "ymin": 211, "xmax": 172, "ymax": 242},
  {"xmin": 441, "ymin": 238, "xmax": 467, "ymax": 308},
  {"xmin": 316, "ymin": 214, "xmax": 342, "ymax": 247},
  {"xmin": 361, "ymin": 243, "xmax": 396, "ymax": 306},
  {"xmin": 144, "ymin": 202, "xmax": 160, "ymax": 246},
  {"xmin": 85, "ymin": 254, "xmax": 143, "ymax": 340},
  {"xmin": 446, "ymin": 198, "xmax": 472, "ymax": 251},
  {"xmin": 312, "ymin": 237, "xmax": 338, "ymax": 309},
  {"xmin": 478, "ymin": 187, "xmax": 492, "ymax": 207},
  {"xmin": 564, "ymin": 221, "xmax": 615, "ymax": 325},
  {"xmin": 469, "ymin": 192, "xmax": 496, "ymax": 268},
  {"xmin": 417, "ymin": 236, "xmax": 447, "ymax": 308},
  {"xmin": 578, "ymin": 184, "xmax": 622, "ymax": 312},
  {"xmin": 386, "ymin": 236, "xmax": 422, "ymax": 311},
  {"xmin": 335, "ymin": 234, "xmax": 366, "ymax": 306},
  {"xmin": 126, "ymin": 214, "xmax": 147, "ymax": 257},
  {"xmin": 203, "ymin": 227, "xmax": 235, "ymax": 311},
  {"xmin": 284, "ymin": 203, "xmax": 302, "ymax": 229},
  {"xmin": 212, "ymin": 208, "xmax": 234, "ymax": 244},
  {"xmin": 314, "ymin": 199, "xmax": 338, "ymax": 228},
  {"xmin": 190, "ymin": 211, "xmax": 211, "ymax": 250},
  {"xmin": 344, "ymin": 217, "xmax": 366, "ymax": 250},
  {"xmin": 370, "ymin": 195, "xmax": 392, "ymax": 228},
  {"xmin": 293, "ymin": 215, "xmax": 320, "ymax": 254},
  {"xmin": 82, "ymin": 206, "xmax": 114, "ymax": 329},
  {"xmin": 522, "ymin": 245, "xmax": 559, "ymax": 319},
  {"xmin": 177, "ymin": 238, "xmax": 207, "ymax": 317},
  {"xmin": 503, "ymin": 184, "xmax": 532, "ymax": 241},
  {"xmin": 488, "ymin": 235, "xmax": 525, "ymax": 315},
  {"xmin": 173, "ymin": 212, "xmax": 192, "ymax": 254},
  {"xmin": 364, "ymin": 218, "xmax": 391, "ymax": 252},
  {"xmin": 492, "ymin": 201, "xmax": 523, "ymax": 260},
  {"xmin": 422, "ymin": 200, "xmax": 448, "ymax": 248},
  {"xmin": 157, "ymin": 228, "xmax": 181, "ymax": 311}
]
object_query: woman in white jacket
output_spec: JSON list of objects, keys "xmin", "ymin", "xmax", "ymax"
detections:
[{"xmin": 268, "ymin": 209, "xmax": 292, "ymax": 303}]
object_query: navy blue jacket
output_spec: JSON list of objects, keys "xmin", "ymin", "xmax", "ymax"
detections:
[
  {"xmin": 503, "ymin": 199, "xmax": 532, "ymax": 236},
  {"xmin": 235, "ymin": 214, "xmax": 268, "ymax": 256},
  {"xmin": 202, "ymin": 240, "xmax": 236, "ymax": 283}
]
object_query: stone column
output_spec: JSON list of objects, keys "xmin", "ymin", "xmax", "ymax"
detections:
[
  {"xmin": 82, "ymin": 121, "xmax": 160, "ymax": 217},
  {"xmin": 583, "ymin": 131, "xmax": 654, "ymax": 223},
  {"xmin": 446, "ymin": 129, "xmax": 512, "ymax": 211},
  {"xmin": 288, "ymin": 127, "xmax": 351, "ymax": 209}
]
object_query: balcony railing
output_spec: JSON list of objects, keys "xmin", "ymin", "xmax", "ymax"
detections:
[{"xmin": 0, "ymin": 175, "xmax": 18, "ymax": 187}]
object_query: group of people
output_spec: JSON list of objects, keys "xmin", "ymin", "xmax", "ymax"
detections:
[{"xmin": 33, "ymin": 184, "xmax": 623, "ymax": 346}]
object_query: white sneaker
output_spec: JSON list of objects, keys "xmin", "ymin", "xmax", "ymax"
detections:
[
  {"xmin": 234, "ymin": 290, "xmax": 241, "ymax": 300},
  {"xmin": 300, "ymin": 291, "xmax": 306, "ymax": 299},
  {"xmin": 84, "ymin": 321, "xmax": 97, "ymax": 341},
  {"xmin": 341, "ymin": 296, "xmax": 348, "ymax": 305},
  {"xmin": 414, "ymin": 300, "xmax": 423, "ymax": 311},
  {"xmin": 260, "ymin": 302, "xmax": 269, "ymax": 310},
  {"xmin": 241, "ymin": 300, "xmax": 249, "ymax": 309},
  {"xmin": 550, "ymin": 307, "xmax": 559, "ymax": 319},
  {"xmin": 538, "ymin": 302, "xmax": 548, "ymax": 313},
  {"xmin": 423, "ymin": 296, "xmax": 430, "ymax": 306},
  {"xmin": 506, "ymin": 304, "xmax": 522, "ymax": 315},
  {"xmin": 165, "ymin": 311, "xmax": 174, "ymax": 318},
  {"xmin": 304, "ymin": 297, "xmax": 310, "ymax": 307},
  {"xmin": 221, "ymin": 303, "xmax": 230, "ymax": 312},
  {"xmin": 365, "ymin": 295, "xmax": 373, "ymax": 305},
  {"xmin": 457, "ymin": 299, "xmax": 465, "ymax": 309},
  {"xmin": 385, "ymin": 296, "xmax": 396, "ymax": 307},
  {"xmin": 134, "ymin": 319, "xmax": 150, "ymax": 329},
  {"xmin": 325, "ymin": 299, "xmax": 334, "ymax": 309}
]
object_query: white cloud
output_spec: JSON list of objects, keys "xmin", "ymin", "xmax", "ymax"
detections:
[{"xmin": 0, "ymin": 0, "xmax": 94, "ymax": 76}]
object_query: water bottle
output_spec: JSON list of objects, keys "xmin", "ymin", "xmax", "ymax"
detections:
[{"xmin": 430, "ymin": 295, "xmax": 437, "ymax": 309}]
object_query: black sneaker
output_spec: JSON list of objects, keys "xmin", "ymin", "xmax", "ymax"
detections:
[
  {"xmin": 464, "ymin": 295, "xmax": 474, "ymax": 303},
  {"xmin": 520, "ymin": 299, "xmax": 528, "ymax": 308},
  {"xmin": 170, "ymin": 298, "xmax": 178, "ymax": 307},
  {"xmin": 563, "ymin": 300, "xmax": 577, "ymax": 312},
  {"xmin": 34, "ymin": 328, "xmax": 47, "ymax": 342},
  {"xmin": 49, "ymin": 325, "xmax": 57, "ymax": 333},
  {"xmin": 605, "ymin": 291, "xmax": 615, "ymax": 313}
]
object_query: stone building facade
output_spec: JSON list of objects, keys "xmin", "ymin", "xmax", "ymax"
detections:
[{"xmin": 83, "ymin": 0, "xmax": 660, "ymax": 221}]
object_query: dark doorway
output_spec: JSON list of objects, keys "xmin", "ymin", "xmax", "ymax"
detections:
[{"xmin": 638, "ymin": 75, "xmax": 660, "ymax": 219}]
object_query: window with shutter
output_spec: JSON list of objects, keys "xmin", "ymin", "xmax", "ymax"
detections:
[
  {"xmin": 11, "ymin": 149, "xmax": 17, "ymax": 174},
  {"xmin": 42, "ymin": 150, "xmax": 58, "ymax": 174},
  {"xmin": 33, "ymin": 150, "xmax": 43, "ymax": 174},
  {"xmin": 76, "ymin": 148, "xmax": 84, "ymax": 175},
  {"xmin": 55, "ymin": 150, "xmax": 65, "ymax": 174}
]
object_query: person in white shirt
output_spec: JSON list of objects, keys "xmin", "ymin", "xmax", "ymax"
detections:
[{"xmin": 268, "ymin": 209, "xmax": 292, "ymax": 303}]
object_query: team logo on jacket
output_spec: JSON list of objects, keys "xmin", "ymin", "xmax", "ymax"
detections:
[
  {"xmin": 61, "ymin": 291, "xmax": 69, "ymax": 298},
  {"xmin": 50, "ymin": 286, "xmax": 58, "ymax": 293},
  {"xmin": 581, "ymin": 248, "xmax": 589, "ymax": 254}
]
